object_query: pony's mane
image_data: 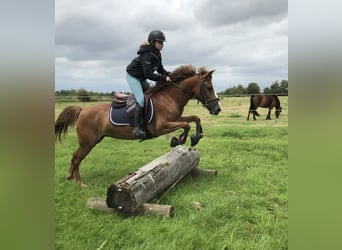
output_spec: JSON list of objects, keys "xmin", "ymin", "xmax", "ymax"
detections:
[
  {"xmin": 169, "ymin": 64, "xmax": 197, "ymax": 82},
  {"xmin": 273, "ymin": 94, "xmax": 281, "ymax": 107},
  {"xmin": 146, "ymin": 65, "xmax": 208, "ymax": 94},
  {"xmin": 197, "ymin": 67, "xmax": 209, "ymax": 75}
]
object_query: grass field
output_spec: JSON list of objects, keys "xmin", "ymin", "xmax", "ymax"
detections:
[{"xmin": 55, "ymin": 96, "xmax": 288, "ymax": 249}]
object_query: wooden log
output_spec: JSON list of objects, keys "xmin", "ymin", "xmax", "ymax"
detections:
[
  {"xmin": 86, "ymin": 197, "xmax": 173, "ymax": 218},
  {"xmin": 140, "ymin": 203, "xmax": 174, "ymax": 218},
  {"xmin": 106, "ymin": 146, "xmax": 200, "ymax": 213},
  {"xmin": 190, "ymin": 168, "xmax": 218, "ymax": 176},
  {"xmin": 87, "ymin": 197, "xmax": 115, "ymax": 213}
]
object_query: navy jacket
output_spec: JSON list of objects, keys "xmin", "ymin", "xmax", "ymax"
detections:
[{"xmin": 126, "ymin": 45, "xmax": 169, "ymax": 82}]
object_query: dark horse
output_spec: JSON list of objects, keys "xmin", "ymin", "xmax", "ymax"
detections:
[
  {"xmin": 55, "ymin": 65, "xmax": 222, "ymax": 186},
  {"xmin": 247, "ymin": 94, "xmax": 282, "ymax": 120}
]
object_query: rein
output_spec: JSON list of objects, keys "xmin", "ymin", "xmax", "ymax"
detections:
[{"xmin": 170, "ymin": 81, "xmax": 194, "ymax": 99}]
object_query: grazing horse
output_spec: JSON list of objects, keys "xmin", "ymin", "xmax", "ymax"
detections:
[
  {"xmin": 55, "ymin": 65, "xmax": 222, "ymax": 187},
  {"xmin": 247, "ymin": 94, "xmax": 282, "ymax": 120}
]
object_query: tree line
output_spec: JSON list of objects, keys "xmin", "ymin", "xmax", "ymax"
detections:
[
  {"xmin": 218, "ymin": 80, "xmax": 288, "ymax": 96},
  {"xmin": 55, "ymin": 88, "xmax": 131, "ymax": 102},
  {"xmin": 55, "ymin": 80, "xmax": 288, "ymax": 102}
]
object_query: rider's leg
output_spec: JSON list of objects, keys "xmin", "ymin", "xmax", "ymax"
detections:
[{"xmin": 126, "ymin": 74, "xmax": 146, "ymax": 138}]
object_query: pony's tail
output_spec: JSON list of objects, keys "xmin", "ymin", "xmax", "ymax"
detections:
[{"xmin": 55, "ymin": 106, "xmax": 82, "ymax": 142}]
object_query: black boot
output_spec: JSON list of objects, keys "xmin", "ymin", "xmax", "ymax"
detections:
[{"xmin": 132, "ymin": 105, "xmax": 146, "ymax": 138}]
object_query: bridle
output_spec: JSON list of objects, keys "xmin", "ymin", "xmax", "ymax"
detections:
[
  {"xmin": 171, "ymin": 74, "xmax": 220, "ymax": 109},
  {"xmin": 198, "ymin": 74, "xmax": 221, "ymax": 109}
]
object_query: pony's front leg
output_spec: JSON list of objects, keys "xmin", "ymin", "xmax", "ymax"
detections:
[
  {"xmin": 170, "ymin": 123, "xmax": 190, "ymax": 147},
  {"xmin": 190, "ymin": 121, "xmax": 203, "ymax": 146},
  {"xmin": 157, "ymin": 115, "xmax": 202, "ymax": 147},
  {"xmin": 155, "ymin": 120, "xmax": 191, "ymax": 147},
  {"xmin": 266, "ymin": 110, "xmax": 271, "ymax": 120},
  {"xmin": 178, "ymin": 116, "xmax": 202, "ymax": 147}
]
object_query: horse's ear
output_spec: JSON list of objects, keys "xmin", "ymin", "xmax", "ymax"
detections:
[{"xmin": 204, "ymin": 70, "xmax": 215, "ymax": 80}]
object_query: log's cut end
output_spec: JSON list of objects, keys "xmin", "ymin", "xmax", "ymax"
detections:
[{"xmin": 106, "ymin": 185, "xmax": 136, "ymax": 212}]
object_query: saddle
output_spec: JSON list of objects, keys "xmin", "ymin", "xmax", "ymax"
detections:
[
  {"xmin": 112, "ymin": 93, "xmax": 136, "ymax": 112},
  {"xmin": 109, "ymin": 92, "xmax": 154, "ymax": 127}
]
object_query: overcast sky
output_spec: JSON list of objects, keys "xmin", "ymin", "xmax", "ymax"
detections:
[{"xmin": 55, "ymin": 0, "xmax": 288, "ymax": 93}]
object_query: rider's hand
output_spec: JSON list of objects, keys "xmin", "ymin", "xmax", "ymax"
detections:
[{"xmin": 166, "ymin": 76, "xmax": 172, "ymax": 82}]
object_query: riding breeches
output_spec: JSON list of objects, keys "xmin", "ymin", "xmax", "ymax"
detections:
[{"xmin": 126, "ymin": 73, "xmax": 149, "ymax": 107}]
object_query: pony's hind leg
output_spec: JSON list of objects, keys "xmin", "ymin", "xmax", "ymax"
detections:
[
  {"xmin": 67, "ymin": 145, "xmax": 93, "ymax": 187},
  {"xmin": 66, "ymin": 115, "xmax": 104, "ymax": 186},
  {"xmin": 67, "ymin": 145, "xmax": 90, "ymax": 180},
  {"xmin": 67, "ymin": 133, "xmax": 103, "ymax": 187}
]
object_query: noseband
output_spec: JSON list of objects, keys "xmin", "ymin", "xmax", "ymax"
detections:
[{"xmin": 171, "ymin": 74, "xmax": 219, "ymax": 109}]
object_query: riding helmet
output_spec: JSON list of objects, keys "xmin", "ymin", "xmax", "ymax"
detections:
[{"xmin": 148, "ymin": 30, "xmax": 166, "ymax": 43}]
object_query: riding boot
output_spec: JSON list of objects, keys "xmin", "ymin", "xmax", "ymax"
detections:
[{"xmin": 132, "ymin": 105, "xmax": 146, "ymax": 138}]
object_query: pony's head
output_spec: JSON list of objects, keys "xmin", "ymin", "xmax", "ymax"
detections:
[
  {"xmin": 151, "ymin": 64, "xmax": 222, "ymax": 115},
  {"xmin": 275, "ymin": 106, "xmax": 282, "ymax": 118},
  {"xmin": 274, "ymin": 95, "xmax": 282, "ymax": 118},
  {"xmin": 195, "ymin": 67, "xmax": 222, "ymax": 115}
]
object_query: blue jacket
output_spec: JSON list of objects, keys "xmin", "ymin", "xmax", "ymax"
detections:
[{"xmin": 126, "ymin": 45, "xmax": 169, "ymax": 82}]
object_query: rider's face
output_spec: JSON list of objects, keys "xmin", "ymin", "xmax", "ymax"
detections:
[{"xmin": 154, "ymin": 41, "xmax": 164, "ymax": 51}]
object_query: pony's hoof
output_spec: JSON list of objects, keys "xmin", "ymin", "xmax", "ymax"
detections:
[
  {"xmin": 191, "ymin": 136, "xmax": 199, "ymax": 146},
  {"xmin": 66, "ymin": 172, "xmax": 74, "ymax": 180},
  {"xmin": 170, "ymin": 137, "xmax": 179, "ymax": 147},
  {"xmin": 77, "ymin": 182, "xmax": 88, "ymax": 188}
]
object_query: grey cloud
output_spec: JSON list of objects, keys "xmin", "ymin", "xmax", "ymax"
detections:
[
  {"xmin": 194, "ymin": 0, "xmax": 287, "ymax": 26},
  {"xmin": 55, "ymin": 0, "xmax": 288, "ymax": 93},
  {"xmin": 56, "ymin": 14, "xmax": 138, "ymax": 61}
]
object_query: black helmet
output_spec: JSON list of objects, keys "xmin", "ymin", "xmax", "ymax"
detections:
[{"xmin": 148, "ymin": 30, "xmax": 166, "ymax": 43}]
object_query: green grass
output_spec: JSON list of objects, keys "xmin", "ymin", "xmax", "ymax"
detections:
[{"xmin": 55, "ymin": 96, "xmax": 288, "ymax": 250}]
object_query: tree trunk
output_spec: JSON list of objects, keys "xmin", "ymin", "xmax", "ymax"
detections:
[{"xmin": 106, "ymin": 146, "xmax": 200, "ymax": 213}]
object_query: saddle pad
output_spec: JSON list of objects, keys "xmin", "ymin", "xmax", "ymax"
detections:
[{"xmin": 109, "ymin": 98, "xmax": 154, "ymax": 126}]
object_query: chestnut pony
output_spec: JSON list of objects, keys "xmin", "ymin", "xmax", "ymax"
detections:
[
  {"xmin": 247, "ymin": 94, "xmax": 282, "ymax": 120},
  {"xmin": 55, "ymin": 65, "xmax": 222, "ymax": 186}
]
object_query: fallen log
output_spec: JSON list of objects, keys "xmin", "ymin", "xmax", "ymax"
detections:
[
  {"xmin": 106, "ymin": 146, "xmax": 200, "ymax": 213},
  {"xmin": 190, "ymin": 168, "xmax": 218, "ymax": 176},
  {"xmin": 86, "ymin": 197, "xmax": 173, "ymax": 218}
]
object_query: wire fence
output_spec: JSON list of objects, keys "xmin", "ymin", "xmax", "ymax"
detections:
[
  {"xmin": 219, "ymin": 92, "xmax": 288, "ymax": 98},
  {"xmin": 55, "ymin": 92, "xmax": 288, "ymax": 103},
  {"xmin": 55, "ymin": 95, "xmax": 114, "ymax": 103}
]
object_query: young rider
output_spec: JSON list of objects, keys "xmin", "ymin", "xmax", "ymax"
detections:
[{"xmin": 126, "ymin": 30, "xmax": 172, "ymax": 138}]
